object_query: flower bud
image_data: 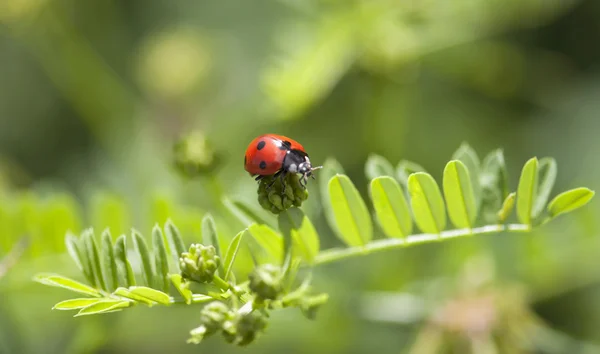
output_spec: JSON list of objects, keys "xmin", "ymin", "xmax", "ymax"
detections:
[
  {"xmin": 180, "ymin": 243, "xmax": 221, "ymax": 283},
  {"xmin": 200, "ymin": 301, "xmax": 231, "ymax": 334},
  {"xmin": 257, "ymin": 174, "xmax": 309, "ymax": 214},
  {"xmin": 248, "ymin": 264, "xmax": 283, "ymax": 300},
  {"xmin": 221, "ymin": 311, "xmax": 268, "ymax": 346},
  {"xmin": 173, "ymin": 130, "xmax": 221, "ymax": 178}
]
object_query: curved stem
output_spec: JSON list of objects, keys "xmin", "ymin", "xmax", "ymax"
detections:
[{"xmin": 314, "ymin": 224, "xmax": 530, "ymax": 266}]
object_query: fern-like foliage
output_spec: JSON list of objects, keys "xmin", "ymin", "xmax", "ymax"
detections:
[
  {"xmin": 34, "ymin": 221, "xmax": 214, "ymax": 317},
  {"xmin": 34, "ymin": 143, "xmax": 594, "ymax": 346}
]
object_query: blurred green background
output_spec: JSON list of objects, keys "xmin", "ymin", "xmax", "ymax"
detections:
[{"xmin": 2, "ymin": 0, "xmax": 600, "ymax": 353}]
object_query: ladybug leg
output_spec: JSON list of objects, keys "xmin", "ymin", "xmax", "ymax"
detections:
[
  {"xmin": 299, "ymin": 174, "xmax": 308, "ymax": 189},
  {"xmin": 266, "ymin": 170, "xmax": 283, "ymax": 190},
  {"xmin": 279, "ymin": 171, "xmax": 288, "ymax": 195}
]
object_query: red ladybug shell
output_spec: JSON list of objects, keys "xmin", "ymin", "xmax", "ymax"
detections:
[{"xmin": 244, "ymin": 134, "xmax": 306, "ymax": 176}]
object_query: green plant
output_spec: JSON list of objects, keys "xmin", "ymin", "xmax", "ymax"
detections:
[{"xmin": 33, "ymin": 143, "xmax": 594, "ymax": 346}]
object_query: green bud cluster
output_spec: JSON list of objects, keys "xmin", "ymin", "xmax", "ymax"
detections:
[
  {"xmin": 222, "ymin": 309, "xmax": 268, "ymax": 346},
  {"xmin": 180, "ymin": 244, "xmax": 221, "ymax": 283},
  {"xmin": 173, "ymin": 130, "xmax": 220, "ymax": 177},
  {"xmin": 248, "ymin": 264, "xmax": 284, "ymax": 301},
  {"xmin": 188, "ymin": 301, "xmax": 267, "ymax": 346},
  {"xmin": 257, "ymin": 173, "xmax": 309, "ymax": 214}
]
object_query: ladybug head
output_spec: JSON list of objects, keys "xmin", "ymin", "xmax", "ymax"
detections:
[{"xmin": 298, "ymin": 157, "xmax": 322, "ymax": 186}]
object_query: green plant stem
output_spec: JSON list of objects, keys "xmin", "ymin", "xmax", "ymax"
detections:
[
  {"xmin": 170, "ymin": 294, "xmax": 215, "ymax": 305},
  {"xmin": 213, "ymin": 275, "xmax": 246, "ymax": 298},
  {"xmin": 314, "ymin": 224, "xmax": 530, "ymax": 265},
  {"xmin": 212, "ymin": 275, "xmax": 232, "ymax": 291}
]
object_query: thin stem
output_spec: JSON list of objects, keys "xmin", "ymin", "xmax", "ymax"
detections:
[
  {"xmin": 212, "ymin": 275, "xmax": 231, "ymax": 292},
  {"xmin": 314, "ymin": 224, "xmax": 530, "ymax": 266}
]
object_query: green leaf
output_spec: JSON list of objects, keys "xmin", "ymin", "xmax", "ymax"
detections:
[
  {"xmin": 547, "ymin": 188, "xmax": 595, "ymax": 218},
  {"xmin": 223, "ymin": 230, "xmax": 245, "ymax": 281},
  {"xmin": 278, "ymin": 207, "xmax": 320, "ymax": 263},
  {"xmin": 114, "ymin": 234, "xmax": 135, "ymax": 287},
  {"xmin": 169, "ymin": 274, "xmax": 193, "ymax": 305},
  {"xmin": 480, "ymin": 149, "xmax": 509, "ymax": 223},
  {"xmin": 113, "ymin": 287, "xmax": 156, "ymax": 306},
  {"xmin": 319, "ymin": 158, "xmax": 345, "ymax": 238},
  {"xmin": 247, "ymin": 223, "xmax": 284, "ymax": 263},
  {"xmin": 532, "ymin": 157, "xmax": 557, "ymax": 219},
  {"xmin": 82, "ymin": 229, "xmax": 107, "ymax": 291},
  {"xmin": 65, "ymin": 232, "xmax": 95, "ymax": 287},
  {"xmin": 365, "ymin": 154, "xmax": 395, "ymax": 181},
  {"xmin": 369, "ymin": 177, "xmax": 412, "ymax": 238},
  {"xmin": 202, "ymin": 214, "xmax": 223, "ymax": 275},
  {"xmin": 101, "ymin": 229, "xmax": 119, "ymax": 292},
  {"xmin": 396, "ymin": 160, "xmax": 427, "ymax": 187},
  {"xmin": 481, "ymin": 148, "xmax": 508, "ymax": 198},
  {"xmin": 152, "ymin": 225, "xmax": 169, "ymax": 293},
  {"xmin": 127, "ymin": 286, "xmax": 171, "ymax": 305},
  {"xmin": 452, "ymin": 142, "xmax": 481, "ymax": 209},
  {"xmin": 328, "ymin": 174, "xmax": 373, "ymax": 246},
  {"xmin": 33, "ymin": 273, "xmax": 102, "ymax": 297},
  {"xmin": 516, "ymin": 157, "xmax": 539, "ymax": 225},
  {"xmin": 443, "ymin": 160, "xmax": 477, "ymax": 229},
  {"xmin": 74, "ymin": 299, "xmax": 131, "ymax": 317},
  {"xmin": 497, "ymin": 192, "xmax": 516, "ymax": 223},
  {"xmin": 53, "ymin": 298, "xmax": 105, "ymax": 310},
  {"xmin": 223, "ymin": 198, "xmax": 274, "ymax": 229},
  {"xmin": 408, "ymin": 172, "xmax": 447, "ymax": 234},
  {"xmin": 191, "ymin": 294, "xmax": 214, "ymax": 303},
  {"xmin": 164, "ymin": 219, "xmax": 186, "ymax": 270},
  {"xmin": 132, "ymin": 230, "xmax": 154, "ymax": 287}
]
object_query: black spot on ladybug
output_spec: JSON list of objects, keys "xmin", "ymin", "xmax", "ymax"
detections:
[
  {"xmin": 279, "ymin": 140, "xmax": 292, "ymax": 150},
  {"xmin": 259, "ymin": 161, "xmax": 267, "ymax": 169},
  {"xmin": 244, "ymin": 156, "xmax": 247, "ymax": 165},
  {"xmin": 256, "ymin": 141, "xmax": 266, "ymax": 150}
]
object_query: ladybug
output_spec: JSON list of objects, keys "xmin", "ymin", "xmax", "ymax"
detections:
[{"xmin": 244, "ymin": 134, "xmax": 321, "ymax": 191}]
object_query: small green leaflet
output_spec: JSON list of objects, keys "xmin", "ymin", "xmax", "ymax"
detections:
[
  {"xmin": 248, "ymin": 223, "xmax": 284, "ymax": 263},
  {"xmin": 481, "ymin": 148, "xmax": 508, "ymax": 198},
  {"xmin": 547, "ymin": 188, "xmax": 595, "ymax": 218},
  {"xmin": 452, "ymin": 142, "xmax": 482, "ymax": 209},
  {"xmin": 319, "ymin": 158, "xmax": 345, "ymax": 239},
  {"xmin": 132, "ymin": 229, "xmax": 155, "ymax": 288},
  {"xmin": 408, "ymin": 172, "xmax": 446, "ymax": 234},
  {"xmin": 396, "ymin": 160, "xmax": 426, "ymax": 187},
  {"xmin": 531, "ymin": 157, "xmax": 557, "ymax": 219},
  {"xmin": 113, "ymin": 287, "xmax": 156, "ymax": 306},
  {"xmin": 53, "ymin": 298, "xmax": 105, "ymax": 310},
  {"xmin": 33, "ymin": 274, "xmax": 101, "ymax": 297},
  {"xmin": 170, "ymin": 274, "xmax": 193, "ymax": 305},
  {"xmin": 201, "ymin": 214, "xmax": 223, "ymax": 275},
  {"xmin": 328, "ymin": 174, "xmax": 373, "ymax": 246},
  {"xmin": 369, "ymin": 177, "xmax": 412, "ymax": 238},
  {"xmin": 101, "ymin": 229, "xmax": 119, "ymax": 292},
  {"xmin": 152, "ymin": 224, "xmax": 170, "ymax": 293},
  {"xmin": 127, "ymin": 286, "xmax": 171, "ymax": 305},
  {"xmin": 65, "ymin": 232, "xmax": 96, "ymax": 287},
  {"xmin": 278, "ymin": 208, "xmax": 320, "ymax": 263},
  {"xmin": 83, "ymin": 229, "xmax": 106, "ymax": 291},
  {"xmin": 516, "ymin": 157, "xmax": 538, "ymax": 225},
  {"xmin": 365, "ymin": 154, "xmax": 395, "ymax": 181},
  {"xmin": 443, "ymin": 160, "xmax": 477, "ymax": 229},
  {"xmin": 164, "ymin": 219, "xmax": 186, "ymax": 270},
  {"xmin": 497, "ymin": 192, "xmax": 516, "ymax": 223},
  {"xmin": 74, "ymin": 299, "xmax": 131, "ymax": 317},
  {"xmin": 223, "ymin": 230, "xmax": 245, "ymax": 280},
  {"xmin": 114, "ymin": 234, "xmax": 136, "ymax": 287}
]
